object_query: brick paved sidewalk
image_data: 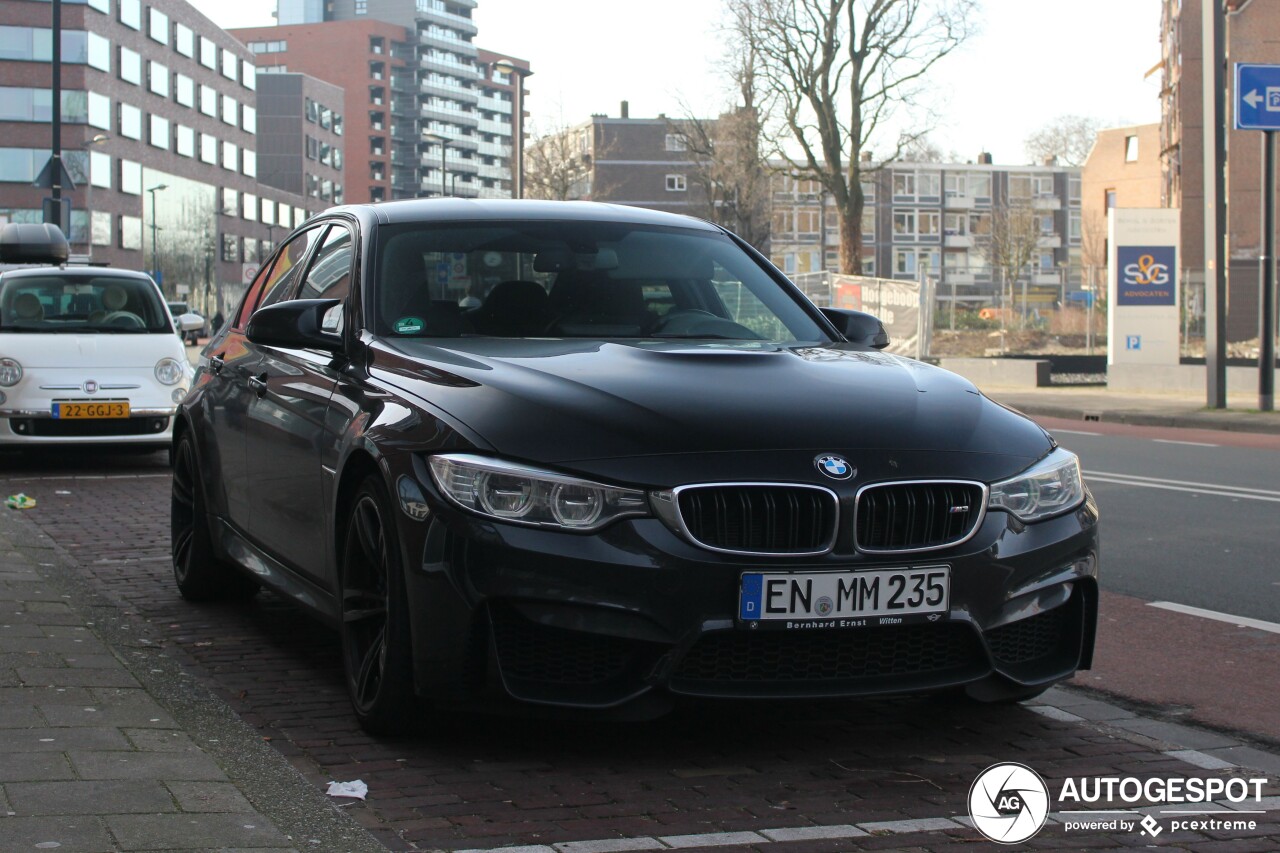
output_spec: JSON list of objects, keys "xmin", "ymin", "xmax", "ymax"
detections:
[{"xmin": 0, "ymin": 510, "xmax": 384, "ymax": 853}]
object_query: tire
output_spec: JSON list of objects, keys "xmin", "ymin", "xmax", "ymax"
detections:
[
  {"xmin": 170, "ymin": 432, "xmax": 259, "ymax": 601},
  {"xmin": 339, "ymin": 474, "xmax": 420, "ymax": 735}
]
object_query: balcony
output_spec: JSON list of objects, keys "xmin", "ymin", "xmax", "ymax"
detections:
[
  {"xmin": 1037, "ymin": 234, "xmax": 1062, "ymax": 248},
  {"xmin": 944, "ymin": 193, "xmax": 975, "ymax": 210},
  {"xmin": 420, "ymin": 53, "xmax": 479, "ymax": 78},
  {"xmin": 944, "ymin": 271, "xmax": 975, "ymax": 285},
  {"xmin": 419, "ymin": 29, "xmax": 479, "ymax": 57},
  {"xmin": 1033, "ymin": 195, "xmax": 1061, "ymax": 210},
  {"xmin": 420, "ymin": 103, "xmax": 480, "ymax": 129},
  {"xmin": 1032, "ymin": 271, "xmax": 1063, "ymax": 286},
  {"xmin": 944, "ymin": 233, "xmax": 972, "ymax": 248}
]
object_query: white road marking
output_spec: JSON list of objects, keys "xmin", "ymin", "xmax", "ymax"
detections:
[
  {"xmin": 1153, "ymin": 438, "xmax": 1220, "ymax": 447},
  {"xmin": 1084, "ymin": 470, "xmax": 1280, "ymax": 503},
  {"xmin": 1147, "ymin": 601, "xmax": 1280, "ymax": 635},
  {"xmin": 1053, "ymin": 429, "xmax": 1103, "ymax": 436}
]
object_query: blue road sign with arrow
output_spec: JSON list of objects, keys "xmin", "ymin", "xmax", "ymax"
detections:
[{"xmin": 1235, "ymin": 63, "xmax": 1280, "ymax": 130}]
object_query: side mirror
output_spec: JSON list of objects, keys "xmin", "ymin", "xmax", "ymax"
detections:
[
  {"xmin": 177, "ymin": 312, "xmax": 205, "ymax": 332},
  {"xmin": 821, "ymin": 308, "xmax": 890, "ymax": 349},
  {"xmin": 246, "ymin": 298, "xmax": 343, "ymax": 351}
]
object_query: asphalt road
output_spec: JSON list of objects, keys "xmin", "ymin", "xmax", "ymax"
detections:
[{"xmin": 1039, "ymin": 417, "xmax": 1280, "ymax": 625}]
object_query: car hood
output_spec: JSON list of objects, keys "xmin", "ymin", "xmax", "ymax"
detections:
[
  {"xmin": 0, "ymin": 331, "xmax": 187, "ymax": 368},
  {"xmin": 370, "ymin": 338, "xmax": 1052, "ymax": 474}
]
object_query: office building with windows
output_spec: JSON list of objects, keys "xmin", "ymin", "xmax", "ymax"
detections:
[
  {"xmin": 0, "ymin": 0, "xmax": 326, "ymax": 314},
  {"xmin": 234, "ymin": 0, "xmax": 528, "ymax": 201}
]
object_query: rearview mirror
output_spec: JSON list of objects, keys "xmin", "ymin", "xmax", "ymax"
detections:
[
  {"xmin": 820, "ymin": 308, "xmax": 890, "ymax": 349},
  {"xmin": 246, "ymin": 298, "xmax": 343, "ymax": 351},
  {"xmin": 177, "ymin": 312, "xmax": 204, "ymax": 333}
]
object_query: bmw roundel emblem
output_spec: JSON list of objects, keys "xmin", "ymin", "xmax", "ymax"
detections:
[{"xmin": 815, "ymin": 454, "xmax": 854, "ymax": 480}]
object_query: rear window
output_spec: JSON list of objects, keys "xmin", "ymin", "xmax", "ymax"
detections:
[
  {"xmin": 373, "ymin": 220, "xmax": 827, "ymax": 344},
  {"xmin": 0, "ymin": 274, "xmax": 172, "ymax": 334}
]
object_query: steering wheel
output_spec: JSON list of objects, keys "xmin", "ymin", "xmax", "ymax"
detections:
[
  {"xmin": 102, "ymin": 311, "xmax": 145, "ymax": 329},
  {"xmin": 648, "ymin": 309, "xmax": 761, "ymax": 339}
]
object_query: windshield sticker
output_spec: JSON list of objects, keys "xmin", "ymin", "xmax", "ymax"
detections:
[{"xmin": 394, "ymin": 316, "xmax": 424, "ymax": 334}]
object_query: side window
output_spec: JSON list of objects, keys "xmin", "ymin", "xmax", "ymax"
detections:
[
  {"xmin": 257, "ymin": 226, "xmax": 324, "ymax": 313},
  {"xmin": 297, "ymin": 225, "xmax": 354, "ymax": 334},
  {"xmin": 234, "ymin": 257, "xmax": 278, "ymax": 329}
]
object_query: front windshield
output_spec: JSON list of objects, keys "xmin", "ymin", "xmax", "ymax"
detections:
[
  {"xmin": 0, "ymin": 274, "xmax": 172, "ymax": 334},
  {"xmin": 374, "ymin": 221, "xmax": 828, "ymax": 344}
]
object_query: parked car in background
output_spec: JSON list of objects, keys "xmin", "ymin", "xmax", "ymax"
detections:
[
  {"xmin": 167, "ymin": 301, "xmax": 206, "ymax": 344},
  {"xmin": 172, "ymin": 199, "xmax": 1099, "ymax": 734},
  {"xmin": 0, "ymin": 223, "xmax": 195, "ymax": 450}
]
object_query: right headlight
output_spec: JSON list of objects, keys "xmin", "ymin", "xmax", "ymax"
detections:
[
  {"xmin": 0, "ymin": 358, "xmax": 22, "ymax": 387},
  {"xmin": 428, "ymin": 454, "xmax": 650, "ymax": 532},
  {"xmin": 988, "ymin": 448, "xmax": 1085, "ymax": 522}
]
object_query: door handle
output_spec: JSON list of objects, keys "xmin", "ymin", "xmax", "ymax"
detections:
[
  {"xmin": 209, "ymin": 355, "xmax": 225, "ymax": 374},
  {"xmin": 247, "ymin": 373, "xmax": 268, "ymax": 397}
]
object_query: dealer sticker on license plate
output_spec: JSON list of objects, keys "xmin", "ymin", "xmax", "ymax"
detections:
[
  {"xmin": 739, "ymin": 566, "xmax": 950, "ymax": 629},
  {"xmin": 52, "ymin": 401, "xmax": 130, "ymax": 419}
]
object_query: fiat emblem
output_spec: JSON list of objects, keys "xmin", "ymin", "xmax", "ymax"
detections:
[
  {"xmin": 83, "ymin": 380, "xmax": 98, "ymax": 394},
  {"xmin": 815, "ymin": 454, "xmax": 854, "ymax": 480}
]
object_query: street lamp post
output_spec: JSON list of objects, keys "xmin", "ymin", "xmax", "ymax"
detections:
[
  {"xmin": 422, "ymin": 131, "xmax": 450, "ymax": 197},
  {"xmin": 146, "ymin": 183, "xmax": 168, "ymax": 289},
  {"xmin": 493, "ymin": 59, "xmax": 532, "ymax": 199}
]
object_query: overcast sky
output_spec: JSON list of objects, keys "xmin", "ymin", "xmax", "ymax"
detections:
[{"xmin": 193, "ymin": 0, "xmax": 1162, "ymax": 166}]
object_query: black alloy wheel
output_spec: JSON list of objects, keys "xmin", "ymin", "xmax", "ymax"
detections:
[
  {"xmin": 340, "ymin": 475, "xmax": 418, "ymax": 734},
  {"xmin": 170, "ymin": 432, "xmax": 258, "ymax": 601}
]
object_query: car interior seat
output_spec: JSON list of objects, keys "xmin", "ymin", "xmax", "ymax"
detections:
[
  {"xmin": 548, "ymin": 271, "xmax": 650, "ymax": 336},
  {"xmin": 13, "ymin": 292, "xmax": 44, "ymax": 323},
  {"xmin": 467, "ymin": 280, "xmax": 550, "ymax": 337}
]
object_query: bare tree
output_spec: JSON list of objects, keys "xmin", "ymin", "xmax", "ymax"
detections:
[
  {"xmin": 524, "ymin": 119, "xmax": 595, "ymax": 201},
  {"xmin": 973, "ymin": 202, "xmax": 1042, "ymax": 330},
  {"xmin": 669, "ymin": 51, "xmax": 773, "ymax": 251},
  {"xmin": 727, "ymin": 0, "xmax": 977, "ymax": 273},
  {"xmin": 1024, "ymin": 115, "xmax": 1102, "ymax": 167}
]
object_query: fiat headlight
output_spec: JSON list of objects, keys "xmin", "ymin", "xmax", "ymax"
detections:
[
  {"xmin": 988, "ymin": 448, "xmax": 1085, "ymax": 522},
  {"xmin": 428, "ymin": 454, "xmax": 648, "ymax": 531},
  {"xmin": 154, "ymin": 358, "xmax": 184, "ymax": 386},
  {"xmin": 0, "ymin": 358, "xmax": 22, "ymax": 387}
]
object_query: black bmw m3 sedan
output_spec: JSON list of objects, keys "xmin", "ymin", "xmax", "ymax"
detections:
[{"xmin": 172, "ymin": 199, "xmax": 1098, "ymax": 733}]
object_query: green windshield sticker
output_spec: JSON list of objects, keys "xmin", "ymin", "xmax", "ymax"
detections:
[{"xmin": 394, "ymin": 316, "xmax": 424, "ymax": 334}]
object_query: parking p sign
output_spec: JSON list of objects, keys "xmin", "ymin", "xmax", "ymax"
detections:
[{"xmin": 1234, "ymin": 64, "xmax": 1280, "ymax": 130}]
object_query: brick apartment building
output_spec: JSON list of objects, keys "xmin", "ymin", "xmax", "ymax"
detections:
[
  {"xmin": 233, "ymin": 19, "xmax": 411, "ymax": 203},
  {"xmin": 1160, "ymin": 0, "xmax": 1280, "ymax": 341},
  {"xmin": 233, "ymin": 0, "xmax": 529, "ymax": 201},
  {"xmin": 0, "ymin": 0, "xmax": 327, "ymax": 315}
]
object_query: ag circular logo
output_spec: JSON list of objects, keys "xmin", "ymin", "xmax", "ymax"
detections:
[
  {"xmin": 968, "ymin": 762, "xmax": 1050, "ymax": 844},
  {"xmin": 814, "ymin": 454, "xmax": 854, "ymax": 480}
]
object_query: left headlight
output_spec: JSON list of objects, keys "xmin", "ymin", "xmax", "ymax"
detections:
[
  {"xmin": 154, "ymin": 357, "xmax": 185, "ymax": 386},
  {"xmin": 428, "ymin": 454, "xmax": 649, "ymax": 532},
  {"xmin": 988, "ymin": 448, "xmax": 1085, "ymax": 523}
]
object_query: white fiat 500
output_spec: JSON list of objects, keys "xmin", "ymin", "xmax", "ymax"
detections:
[{"xmin": 0, "ymin": 224, "xmax": 195, "ymax": 449}]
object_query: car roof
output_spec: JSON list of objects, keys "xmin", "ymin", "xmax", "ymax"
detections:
[
  {"xmin": 0, "ymin": 266, "xmax": 155, "ymax": 282},
  {"xmin": 320, "ymin": 198, "xmax": 724, "ymax": 232}
]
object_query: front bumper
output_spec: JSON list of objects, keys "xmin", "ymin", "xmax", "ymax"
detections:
[
  {"xmin": 0, "ymin": 408, "xmax": 175, "ymax": 445},
  {"xmin": 403, "ymin": 481, "xmax": 1100, "ymax": 712}
]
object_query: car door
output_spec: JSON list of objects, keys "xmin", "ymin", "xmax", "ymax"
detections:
[
  {"xmin": 244, "ymin": 221, "xmax": 356, "ymax": 587},
  {"xmin": 198, "ymin": 242, "xmax": 305, "ymax": 534}
]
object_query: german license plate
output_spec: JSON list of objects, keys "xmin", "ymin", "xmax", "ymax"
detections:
[
  {"xmin": 739, "ymin": 566, "xmax": 950, "ymax": 628},
  {"xmin": 52, "ymin": 401, "xmax": 130, "ymax": 419}
]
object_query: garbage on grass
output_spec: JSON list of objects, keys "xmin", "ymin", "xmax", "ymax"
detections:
[
  {"xmin": 5, "ymin": 494, "xmax": 36, "ymax": 510},
  {"xmin": 325, "ymin": 780, "xmax": 368, "ymax": 800}
]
